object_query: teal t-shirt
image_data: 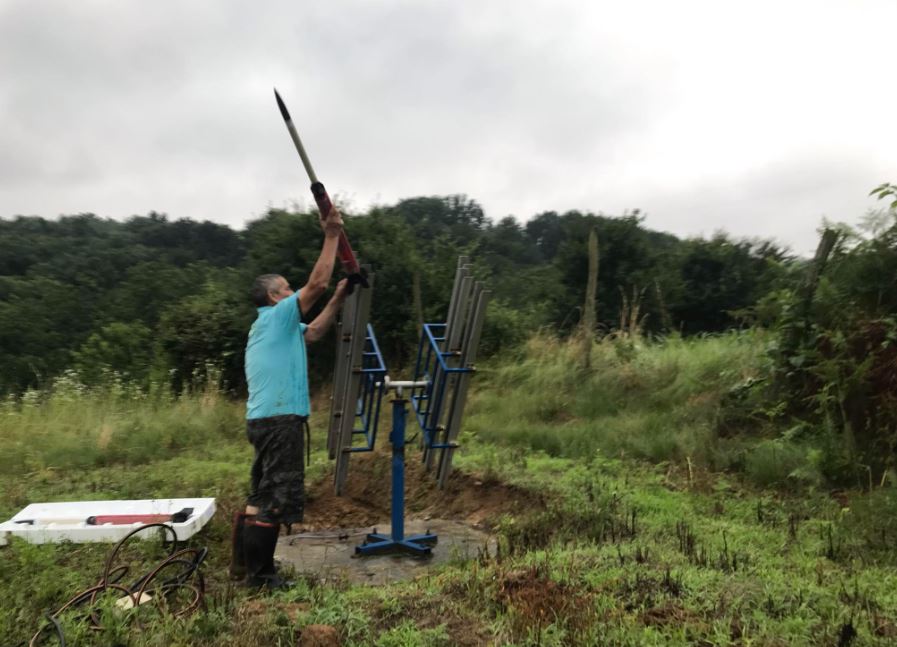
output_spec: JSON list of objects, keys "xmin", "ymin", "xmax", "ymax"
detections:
[{"xmin": 245, "ymin": 292, "xmax": 310, "ymax": 420}]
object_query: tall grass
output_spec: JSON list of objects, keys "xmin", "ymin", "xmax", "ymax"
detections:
[
  {"xmin": 0, "ymin": 332, "xmax": 818, "ymax": 487},
  {"xmin": 0, "ymin": 369, "xmax": 244, "ymax": 474},
  {"xmin": 466, "ymin": 331, "xmax": 765, "ymax": 469}
]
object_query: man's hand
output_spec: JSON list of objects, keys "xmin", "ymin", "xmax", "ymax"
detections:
[
  {"xmin": 333, "ymin": 278, "xmax": 349, "ymax": 302},
  {"xmin": 322, "ymin": 206, "xmax": 344, "ymax": 238}
]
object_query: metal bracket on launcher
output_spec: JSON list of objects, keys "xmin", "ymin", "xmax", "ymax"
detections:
[
  {"xmin": 328, "ymin": 266, "xmax": 381, "ymax": 496},
  {"xmin": 411, "ymin": 257, "xmax": 491, "ymax": 488}
]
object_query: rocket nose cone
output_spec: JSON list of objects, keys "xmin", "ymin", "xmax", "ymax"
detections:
[{"xmin": 274, "ymin": 88, "xmax": 291, "ymax": 122}]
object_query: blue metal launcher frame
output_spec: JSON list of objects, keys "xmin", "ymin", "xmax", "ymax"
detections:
[
  {"xmin": 354, "ymin": 324, "xmax": 437, "ymax": 556},
  {"xmin": 355, "ymin": 322, "xmax": 478, "ymax": 557},
  {"xmin": 339, "ymin": 258, "xmax": 488, "ymax": 558},
  {"xmin": 410, "ymin": 323, "xmax": 473, "ymax": 456},
  {"xmin": 348, "ymin": 324, "xmax": 386, "ymax": 453}
]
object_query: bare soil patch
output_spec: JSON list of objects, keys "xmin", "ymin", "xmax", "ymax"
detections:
[
  {"xmin": 302, "ymin": 450, "xmax": 543, "ymax": 530},
  {"xmin": 497, "ymin": 566, "xmax": 594, "ymax": 637},
  {"xmin": 298, "ymin": 623, "xmax": 340, "ymax": 647}
]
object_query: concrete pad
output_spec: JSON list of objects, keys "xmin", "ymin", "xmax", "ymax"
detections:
[{"xmin": 275, "ymin": 519, "xmax": 496, "ymax": 585}]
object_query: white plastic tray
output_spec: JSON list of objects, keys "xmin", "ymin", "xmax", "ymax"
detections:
[{"xmin": 0, "ymin": 498, "xmax": 216, "ymax": 545}]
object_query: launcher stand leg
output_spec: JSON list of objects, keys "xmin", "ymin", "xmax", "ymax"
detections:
[{"xmin": 355, "ymin": 396, "xmax": 438, "ymax": 557}]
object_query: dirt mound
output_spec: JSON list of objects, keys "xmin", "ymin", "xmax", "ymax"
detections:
[
  {"xmin": 497, "ymin": 566, "xmax": 594, "ymax": 637},
  {"xmin": 302, "ymin": 450, "xmax": 542, "ymax": 530},
  {"xmin": 299, "ymin": 624, "xmax": 340, "ymax": 647}
]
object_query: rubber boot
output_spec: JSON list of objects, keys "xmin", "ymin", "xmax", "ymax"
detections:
[
  {"xmin": 243, "ymin": 518, "xmax": 290, "ymax": 589},
  {"xmin": 229, "ymin": 512, "xmax": 247, "ymax": 581}
]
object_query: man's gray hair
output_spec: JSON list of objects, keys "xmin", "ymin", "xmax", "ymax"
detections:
[{"xmin": 250, "ymin": 274, "xmax": 282, "ymax": 307}]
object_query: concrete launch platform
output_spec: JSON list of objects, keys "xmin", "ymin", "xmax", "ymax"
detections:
[{"xmin": 275, "ymin": 518, "xmax": 496, "ymax": 585}]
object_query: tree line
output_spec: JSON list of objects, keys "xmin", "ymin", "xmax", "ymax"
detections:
[{"xmin": 0, "ymin": 195, "xmax": 793, "ymax": 395}]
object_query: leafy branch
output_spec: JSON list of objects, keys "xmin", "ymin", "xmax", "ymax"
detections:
[{"xmin": 870, "ymin": 183, "xmax": 897, "ymax": 210}]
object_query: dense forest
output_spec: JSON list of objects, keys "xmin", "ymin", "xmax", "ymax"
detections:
[{"xmin": 0, "ymin": 195, "xmax": 789, "ymax": 394}]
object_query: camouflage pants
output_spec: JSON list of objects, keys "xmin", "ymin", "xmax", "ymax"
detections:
[{"xmin": 246, "ymin": 414, "xmax": 307, "ymax": 525}]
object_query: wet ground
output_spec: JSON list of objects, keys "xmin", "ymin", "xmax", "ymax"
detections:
[{"xmin": 275, "ymin": 518, "xmax": 496, "ymax": 585}]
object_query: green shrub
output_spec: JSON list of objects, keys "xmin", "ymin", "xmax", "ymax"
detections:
[{"xmin": 744, "ymin": 439, "xmax": 822, "ymax": 488}]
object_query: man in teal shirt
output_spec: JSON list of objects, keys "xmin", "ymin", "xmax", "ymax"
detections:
[{"xmin": 232, "ymin": 206, "xmax": 347, "ymax": 589}]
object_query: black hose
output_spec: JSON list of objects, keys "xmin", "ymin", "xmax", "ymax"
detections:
[{"xmin": 29, "ymin": 523, "xmax": 208, "ymax": 646}]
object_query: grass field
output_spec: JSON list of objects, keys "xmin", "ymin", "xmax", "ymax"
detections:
[{"xmin": 2, "ymin": 334, "xmax": 897, "ymax": 646}]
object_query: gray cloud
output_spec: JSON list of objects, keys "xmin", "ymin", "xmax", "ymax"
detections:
[
  {"xmin": 638, "ymin": 153, "xmax": 886, "ymax": 254},
  {"xmin": 1, "ymin": 0, "xmax": 894, "ymax": 252}
]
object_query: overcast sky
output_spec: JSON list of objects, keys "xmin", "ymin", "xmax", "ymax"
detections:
[{"xmin": 1, "ymin": 0, "xmax": 894, "ymax": 254}]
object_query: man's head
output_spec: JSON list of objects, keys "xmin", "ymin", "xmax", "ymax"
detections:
[{"xmin": 250, "ymin": 274, "xmax": 294, "ymax": 307}]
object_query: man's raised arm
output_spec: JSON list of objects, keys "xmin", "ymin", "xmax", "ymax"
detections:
[
  {"xmin": 299, "ymin": 206, "xmax": 344, "ymax": 317},
  {"xmin": 305, "ymin": 279, "xmax": 349, "ymax": 342}
]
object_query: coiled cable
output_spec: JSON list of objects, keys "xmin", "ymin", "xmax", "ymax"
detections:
[{"xmin": 27, "ymin": 523, "xmax": 207, "ymax": 646}]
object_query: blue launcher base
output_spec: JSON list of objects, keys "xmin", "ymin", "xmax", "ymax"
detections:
[{"xmin": 355, "ymin": 532, "xmax": 438, "ymax": 557}]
